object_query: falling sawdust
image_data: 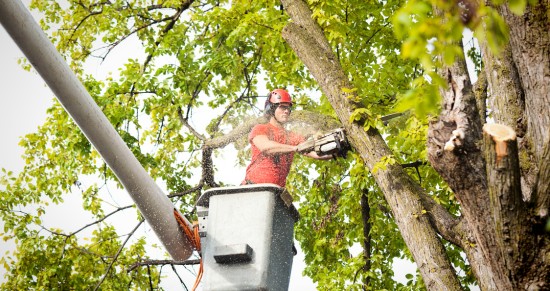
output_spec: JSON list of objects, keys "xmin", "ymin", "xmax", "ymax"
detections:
[{"xmin": 206, "ymin": 110, "xmax": 342, "ymax": 151}]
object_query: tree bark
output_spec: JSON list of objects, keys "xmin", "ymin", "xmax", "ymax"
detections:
[
  {"xmin": 479, "ymin": 31, "xmax": 533, "ymax": 197},
  {"xmin": 479, "ymin": 2, "xmax": 550, "ymax": 289},
  {"xmin": 483, "ymin": 124, "xmax": 529, "ymax": 288},
  {"xmin": 499, "ymin": 2, "xmax": 550, "ymax": 164}
]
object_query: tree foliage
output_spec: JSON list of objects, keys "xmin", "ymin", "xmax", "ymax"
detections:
[{"xmin": 1, "ymin": 0, "xmax": 548, "ymax": 290}]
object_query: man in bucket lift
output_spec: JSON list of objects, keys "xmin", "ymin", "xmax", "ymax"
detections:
[{"xmin": 242, "ymin": 89, "xmax": 332, "ymax": 189}]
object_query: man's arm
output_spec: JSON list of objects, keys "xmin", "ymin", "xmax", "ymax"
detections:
[
  {"xmin": 253, "ymin": 135, "xmax": 334, "ymax": 160},
  {"xmin": 252, "ymin": 135, "xmax": 297, "ymax": 154}
]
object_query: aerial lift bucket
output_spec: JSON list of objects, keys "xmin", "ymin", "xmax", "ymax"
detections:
[{"xmin": 196, "ymin": 184, "xmax": 300, "ymax": 291}]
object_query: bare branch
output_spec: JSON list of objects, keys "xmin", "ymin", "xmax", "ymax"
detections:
[
  {"xmin": 69, "ymin": 1, "xmax": 189, "ymax": 61},
  {"xmin": 147, "ymin": 265, "xmax": 154, "ymax": 290},
  {"xmin": 177, "ymin": 106, "xmax": 206, "ymax": 141},
  {"xmin": 170, "ymin": 263, "xmax": 189, "ymax": 290},
  {"xmin": 127, "ymin": 258, "xmax": 201, "ymax": 273},
  {"xmin": 70, "ymin": 205, "xmax": 134, "ymax": 236},
  {"xmin": 168, "ymin": 184, "xmax": 204, "ymax": 199},
  {"xmin": 94, "ymin": 219, "xmax": 144, "ymax": 291}
]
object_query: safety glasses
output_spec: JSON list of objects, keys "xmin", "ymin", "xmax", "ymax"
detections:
[{"xmin": 276, "ymin": 105, "xmax": 292, "ymax": 112}]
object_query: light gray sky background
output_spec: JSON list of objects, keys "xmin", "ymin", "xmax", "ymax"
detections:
[{"xmin": 0, "ymin": 1, "xmax": 421, "ymax": 290}]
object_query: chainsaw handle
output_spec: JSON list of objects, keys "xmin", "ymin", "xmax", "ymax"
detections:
[{"xmin": 296, "ymin": 139, "xmax": 315, "ymax": 154}]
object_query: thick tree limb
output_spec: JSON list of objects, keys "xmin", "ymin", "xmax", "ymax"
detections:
[
  {"xmin": 202, "ymin": 110, "xmax": 341, "ymax": 150},
  {"xmin": 417, "ymin": 191, "xmax": 462, "ymax": 246},
  {"xmin": 483, "ymin": 124, "xmax": 532, "ymax": 288},
  {"xmin": 281, "ymin": 1, "xmax": 462, "ymax": 289},
  {"xmin": 499, "ymin": 3, "xmax": 550, "ymax": 288},
  {"xmin": 201, "ymin": 147, "xmax": 218, "ymax": 187},
  {"xmin": 498, "ymin": 3, "xmax": 550, "ymax": 164},
  {"xmin": 479, "ymin": 39, "xmax": 534, "ymax": 197},
  {"xmin": 203, "ymin": 115, "xmax": 266, "ymax": 149},
  {"xmin": 280, "ymin": 1, "xmax": 333, "ymax": 56},
  {"xmin": 473, "ymin": 70, "xmax": 487, "ymax": 124},
  {"xmin": 425, "ymin": 45, "xmax": 510, "ymax": 289}
]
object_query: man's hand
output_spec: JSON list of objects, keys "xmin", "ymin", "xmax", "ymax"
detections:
[
  {"xmin": 296, "ymin": 128, "xmax": 351, "ymax": 159},
  {"xmin": 304, "ymin": 151, "xmax": 334, "ymax": 160}
]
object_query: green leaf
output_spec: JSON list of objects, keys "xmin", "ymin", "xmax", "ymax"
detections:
[{"xmin": 508, "ymin": 0, "xmax": 528, "ymax": 15}]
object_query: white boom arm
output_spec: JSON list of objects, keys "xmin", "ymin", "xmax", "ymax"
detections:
[{"xmin": 0, "ymin": 0, "xmax": 193, "ymax": 260}]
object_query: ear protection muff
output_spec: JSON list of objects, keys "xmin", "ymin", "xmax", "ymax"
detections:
[{"xmin": 264, "ymin": 89, "xmax": 291, "ymax": 117}]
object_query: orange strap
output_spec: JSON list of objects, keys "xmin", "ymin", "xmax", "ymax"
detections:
[{"xmin": 173, "ymin": 209, "xmax": 203, "ymax": 291}]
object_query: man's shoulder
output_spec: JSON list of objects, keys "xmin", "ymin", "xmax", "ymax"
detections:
[
  {"xmin": 250, "ymin": 123, "xmax": 271, "ymax": 137},
  {"xmin": 252, "ymin": 123, "xmax": 270, "ymax": 130},
  {"xmin": 288, "ymin": 130, "xmax": 305, "ymax": 143}
]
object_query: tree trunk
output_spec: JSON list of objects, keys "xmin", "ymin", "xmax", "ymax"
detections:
[{"xmin": 428, "ymin": 1, "xmax": 550, "ymax": 290}]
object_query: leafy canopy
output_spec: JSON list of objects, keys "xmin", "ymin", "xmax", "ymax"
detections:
[{"xmin": 1, "ymin": 0, "xmax": 520, "ymax": 289}]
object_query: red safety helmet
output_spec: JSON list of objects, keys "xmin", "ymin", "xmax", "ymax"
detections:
[
  {"xmin": 269, "ymin": 89, "xmax": 292, "ymax": 105},
  {"xmin": 265, "ymin": 89, "xmax": 292, "ymax": 116}
]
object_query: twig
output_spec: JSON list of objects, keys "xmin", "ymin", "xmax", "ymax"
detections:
[
  {"xmin": 168, "ymin": 183, "xmax": 203, "ymax": 198},
  {"xmin": 147, "ymin": 265, "xmax": 154, "ymax": 290},
  {"xmin": 171, "ymin": 263, "xmax": 189, "ymax": 291},
  {"xmin": 127, "ymin": 259, "xmax": 201, "ymax": 273},
  {"xmin": 94, "ymin": 219, "xmax": 144, "ymax": 291},
  {"xmin": 70, "ymin": 205, "xmax": 134, "ymax": 236},
  {"xmin": 401, "ymin": 160, "xmax": 427, "ymax": 168},
  {"xmin": 177, "ymin": 106, "xmax": 206, "ymax": 141}
]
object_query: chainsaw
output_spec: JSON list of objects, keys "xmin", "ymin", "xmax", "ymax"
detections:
[{"xmin": 296, "ymin": 127, "xmax": 351, "ymax": 158}]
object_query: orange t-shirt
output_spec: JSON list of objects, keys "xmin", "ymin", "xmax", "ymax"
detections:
[{"xmin": 243, "ymin": 123, "xmax": 305, "ymax": 187}]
